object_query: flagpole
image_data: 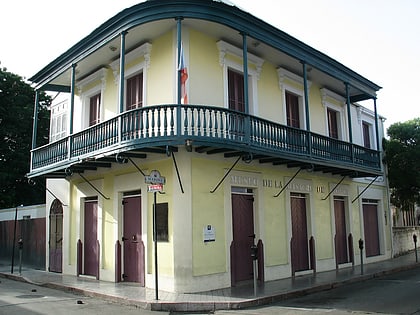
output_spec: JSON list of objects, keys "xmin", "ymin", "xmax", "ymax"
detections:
[{"xmin": 176, "ymin": 17, "xmax": 182, "ymax": 106}]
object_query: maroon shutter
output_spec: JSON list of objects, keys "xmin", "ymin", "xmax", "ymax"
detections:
[
  {"xmin": 89, "ymin": 93, "xmax": 101, "ymax": 126},
  {"xmin": 228, "ymin": 69, "xmax": 245, "ymax": 112},
  {"xmin": 286, "ymin": 92, "xmax": 300, "ymax": 128},
  {"xmin": 327, "ymin": 108, "xmax": 339, "ymax": 139},
  {"xmin": 126, "ymin": 73, "xmax": 143, "ymax": 110},
  {"xmin": 362, "ymin": 122, "xmax": 371, "ymax": 148}
]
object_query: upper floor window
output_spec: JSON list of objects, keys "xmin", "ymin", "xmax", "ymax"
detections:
[
  {"xmin": 126, "ymin": 72, "xmax": 143, "ymax": 110},
  {"xmin": 362, "ymin": 121, "xmax": 372, "ymax": 148},
  {"xmin": 50, "ymin": 98, "xmax": 68, "ymax": 142},
  {"xmin": 278, "ymin": 68, "xmax": 310, "ymax": 130},
  {"xmin": 110, "ymin": 42, "xmax": 151, "ymax": 111},
  {"xmin": 76, "ymin": 67, "xmax": 107, "ymax": 130},
  {"xmin": 286, "ymin": 91, "xmax": 300, "ymax": 128},
  {"xmin": 89, "ymin": 93, "xmax": 101, "ymax": 126},
  {"xmin": 327, "ymin": 108, "xmax": 339, "ymax": 139},
  {"xmin": 217, "ymin": 40, "xmax": 264, "ymax": 115},
  {"xmin": 321, "ymin": 88, "xmax": 346, "ymax": 141},
  {"xmin": 228, "ymin": 68, "xmax": 245, "ymax": 112}
]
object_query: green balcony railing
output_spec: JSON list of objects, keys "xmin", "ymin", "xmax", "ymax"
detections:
[{"xmin": 30, "ymin": 104, "xmax": 381, "ymax": 174}]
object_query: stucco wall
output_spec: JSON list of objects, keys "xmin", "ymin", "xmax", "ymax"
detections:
[{"xmin": 392, "ymin": 226, "xmax": 420, "ymax": 257}]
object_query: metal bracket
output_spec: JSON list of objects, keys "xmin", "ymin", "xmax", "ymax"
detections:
[
  {"xmin": 351, "ymin": 176, "xmax": 379, "ymax": 203},
  {"xmin": 78, "ymin": 173, "xmax": 110, "ymax": 200},
  {"xmin": 27, "ymin": 178, "xmax": 68, "ymax": 206},
  {"xmin": 274, "ymin": 167, "xmax": 303, "ymax": 197},
  {"xmin": 127, "ymin": 157, "xmax": 146, "ymax": 176},
  {"xmin": 321, "ymin": 175, "xmax": 346, "ymax": 201},
  {"xmin": 210, "ymin": 156, "xmax": 242, "ymax": 193},
  {"xmin": 171, "ymin": 151, "xmax": 184, "ymax": 194}
]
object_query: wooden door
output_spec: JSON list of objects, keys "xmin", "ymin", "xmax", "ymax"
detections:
[
  {"xmin": 49, "ymin": 199, "xmax": 63, "ymax": 273},
  {"xmin": 334, "ymin": 198, "xmax": 348, "ymax": 264},
  {"xmin": 122, "ymin": 196, "xmax": 144, "ymax": 285},
  {"xmin": 231, "ymin": 193, "xmax": 254, "ymax": 282},
  {"xmin": 363, "ymin": 203, "xmax": 380, "ymax": 257},
  {"xmin": 291, "ymin": 194, "xmax": 309, "ymax": 272},
  {"xmin": 84, "ymin": 200, "xmax": 98, "ymax": 276}
]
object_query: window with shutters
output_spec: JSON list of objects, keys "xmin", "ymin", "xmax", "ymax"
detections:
[
  {"xmin": 126, "ymin": 72, "xmax": 143, "ymax": 110},
  {"xmin": 362, "ymin": 121, "xmax": 372, "ymax": 148},
  {"xmin": 327, "ymin": 108, "xmax": 339, "ymax": 139},
  {"xmin": 286, "ymin": 91, "xmax": 300, "ymax": 128},
  {"xmin": 89, "ymin": 93, "xmax": 101, "ymax": 126}
]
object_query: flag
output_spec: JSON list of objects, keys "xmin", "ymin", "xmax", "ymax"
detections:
[{"xmin": 178, "ymin": 42, "xmax": 188, "ymax": 104}]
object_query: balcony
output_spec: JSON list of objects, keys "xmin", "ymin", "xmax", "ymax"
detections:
[{"xmin": 29, "ymin": 104, "xmax": 382, "ymax": 178}]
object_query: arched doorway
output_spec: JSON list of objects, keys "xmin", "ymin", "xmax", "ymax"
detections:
[{"xmin": 49, "ymin": 199, "xmax": 63, "ymax": 273}]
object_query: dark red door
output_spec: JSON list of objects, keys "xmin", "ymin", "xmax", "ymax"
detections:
[
  {"xmin": 231, "ymin": 193, "xmax": 254, "ymax": 282},
  {"xmin": 123, "ymin": 196, "xmax": 144, "ymax": 285},
  {"xmin": 334, "ymin": 198, "xmax": 348, "ymax": 264},
  {"xmin": 49, "ymin": 199, "xmax": 63, "ymax": 273},
  {"xmin": 84, "ymin": 200, "xmax": 98, "ymax": 276},
  {"xmin": 291, "ymin": 194, "xmax": 309, "ymax": 272},
  {"xmin": 363, "ymin": 203, "xmax": 380, "ymax": 257}
]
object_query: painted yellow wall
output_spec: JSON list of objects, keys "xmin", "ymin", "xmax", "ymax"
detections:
[
  {"xmin": 262, "ymin": 172, "xmax": 288, "ymax": 266},
  {"xmin": 102, "ymin": 173, "xmax": 115, "ymax": 269},
  {"xmin": 147, "ymin": 30, "xmax": 175, "ymax": 105},
  {"xmin": 145, "ymin": 159, "xmax": 174, "ymax": 277},
  {"xmin": 103, "ymin": 70, "xmax": 118, "ymax": 120},
  {"xmin": 191, "ymin": 158, "xmax": 227, "ymax": 276},
  {"xmin": 189, "ymin": 29, "xmax": 224, "ymax": 106},
  {"xmin": 257, "ymin": 61, "xmax": 283, "ymax": 124}
]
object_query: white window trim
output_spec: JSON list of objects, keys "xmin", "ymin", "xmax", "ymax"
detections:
[
  {"xmin": 109, "ymin": 42, "xmax": 151, "ymax": 109},
  {"xmin": 110, "ymin": 42, "xmax": 152, "ymax": 84},
  {"xmin": 217, "ymin": 40, "xmax": 264, "ymax": 115},
  {"xmin": 358, "ymin": 106, "xmax": 378, "ymax": 149},
  {"xmin": 50, "ymin": 99, "xmax": 68, "ymax": 142},
  {"xmin": 320, "ymin": 88, "xmax": 347, "ymax": 141},
  {"xmin": 76, "ymin": 67, "xmax": 107, "ymax": 128},
  {"xmin": 277, "ymin": 67, "xmax": 311, "ymax": 129}
]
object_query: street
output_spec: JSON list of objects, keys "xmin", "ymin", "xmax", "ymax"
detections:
[
  {"xmin": 1, "ymin": 267, "xmax": 420, "ymax": 315},
  {"xmin": 0, "ymin": 277, "xmax": 166, "ymax": 315},
  {"xmin": 215, "ymin": 266, "xmax": 420, "ymax": 315}
]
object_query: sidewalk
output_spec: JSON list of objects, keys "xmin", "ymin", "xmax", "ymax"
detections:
[{"xmin": 1, "ymin": 252, "xmax": 419, "ymax": 313}]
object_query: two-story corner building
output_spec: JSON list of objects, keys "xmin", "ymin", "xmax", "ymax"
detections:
[{"xmin": 28, "ymin": 0, "xmax": 391, "ymax": 293}]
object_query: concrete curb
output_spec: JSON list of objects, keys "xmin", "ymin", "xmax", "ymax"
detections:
[{"xmin": 1, "ymin": 262, "xmax": 419, "ymax": 312}]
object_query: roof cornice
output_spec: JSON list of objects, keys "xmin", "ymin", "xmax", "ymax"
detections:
[{"xmin": 30, "ymin": 0, "xmax": 381, "ymax": 96}]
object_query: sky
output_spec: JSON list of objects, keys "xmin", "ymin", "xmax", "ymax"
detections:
[{"xmin": 1, "ymin": 0, "xmax": 419, "ymax": 132}]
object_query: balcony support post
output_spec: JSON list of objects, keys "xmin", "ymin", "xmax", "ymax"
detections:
[
  {"xmin": 31, "ymin": 90, "xmax": 39, "ymax": 150},
  {"xmin": 345, "ymin": 82, "xmax": 354, "ymax": 162},
  {"xmin": 119, "ymin": 31, "xmax": 127, "ymax": 114},
  {"xmin": 302, "ymin": 61, "xmax": 311, "ymax": 156},
  {"xmin": 373, "ymin": 97, "xmax": 380, "ymax": 155},
  {"xmin": 241, "ymin": 32, "xmax": 250, "ymax": 142},
  {"xmin": 69, "ymin": 63, "xmax": 77, "ymax": 159},
  {"xmin": 176, "ymin": 17, "xmax": 183, "ymax": 135},
  {"xmin": 302, "ymin": 61, "xmax": 310, "ymax": 131}
]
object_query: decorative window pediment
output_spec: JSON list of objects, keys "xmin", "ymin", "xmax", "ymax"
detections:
[
  {"xmin": 320, "ymin": 88, "xmax": 345, "ymax": 108},
  {"xmin": 217, "ymin": 40, "xmax": 264, "ymax": 79},
  {"xmin": 110, "ymin": 42, "xmax": 152, "ymax": 84},
  {"xmin": 277, "ymin": 67, "xmax": 312, "ymax": 91},
  {"xmin": 76, "ymin": 67, "xmax": 108, "ymax": 93}
]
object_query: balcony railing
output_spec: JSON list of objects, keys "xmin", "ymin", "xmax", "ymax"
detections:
[{"xmin": 30, "ymin": 104, "xmax": 381, "ymax": 174}]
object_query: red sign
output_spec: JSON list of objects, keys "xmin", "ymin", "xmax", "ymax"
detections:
[{"xmin": 148, "ymin": 184, "xmax": 163, "ymax": 192}]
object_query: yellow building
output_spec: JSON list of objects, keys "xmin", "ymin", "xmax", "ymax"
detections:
[{"xmin": 28, "ymin": 0, "xmax": 390, "ymax": 293}]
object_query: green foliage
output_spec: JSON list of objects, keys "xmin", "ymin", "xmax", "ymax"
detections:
[
  {"xmin": 0, "ymin": 67, "xmax": 51, "ymax": 208},
  {"xmin": 383, "ymin": 118, "xmax": 420, "ymax": 210}
]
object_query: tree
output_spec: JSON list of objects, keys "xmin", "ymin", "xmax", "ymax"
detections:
[
  {"xmin": 0, "ymin": 67, "xmax": 51, "ymax": 209},
  {"xmin": 383, "ymin": 118, "xmax": 420, "ymax": 225}
]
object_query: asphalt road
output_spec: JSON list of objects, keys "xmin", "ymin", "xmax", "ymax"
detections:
[
  {"xmin": 1, "ymin": 266, "xmax": 420, "ymax": 315},
  {"xmin": 0, "ymin": 277, "xmax": 167, "ymax": 315},
  {"xmin": 215, "ymin": 266, "xmax": 420, "ymax": 315}
]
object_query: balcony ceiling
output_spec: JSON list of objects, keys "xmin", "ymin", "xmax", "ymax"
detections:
[{"xmin": 36, "ymin": 1, "xmax": 379, "ymax": 101}]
